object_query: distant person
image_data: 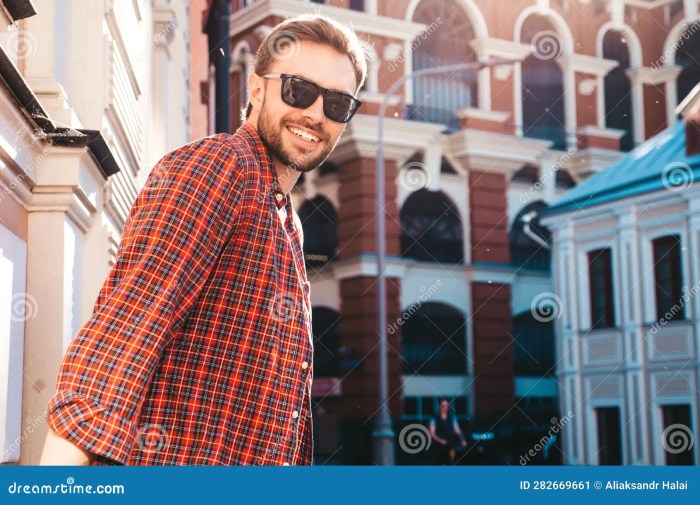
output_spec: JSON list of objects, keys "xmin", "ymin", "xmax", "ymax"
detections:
[{"xmin": 429, "ymin": 398, "xmax": 467, "ymax": 465}]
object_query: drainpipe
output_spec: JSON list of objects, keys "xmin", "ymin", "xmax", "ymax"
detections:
[{"xmin": 213, "ymin": 0, "xmax": 230, "ymax": 133}]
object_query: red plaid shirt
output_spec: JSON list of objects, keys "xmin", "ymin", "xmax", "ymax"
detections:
[{"xmin": 46, "ymin": 122, "xmax": 314, "ymax": 465}]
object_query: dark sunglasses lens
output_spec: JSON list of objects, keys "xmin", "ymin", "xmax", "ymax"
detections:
[
  {"xmin": 281, "ymin": 77, "xmax": 319, "ymax": 108},
  {"xmin": 324, "ymin": 93, "xmax": 356, "ymax": 123}
]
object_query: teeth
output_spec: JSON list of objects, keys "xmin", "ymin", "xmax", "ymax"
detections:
[{"xmin": 288, "ymin": 126, "xmax": 319, "ymax": 143}]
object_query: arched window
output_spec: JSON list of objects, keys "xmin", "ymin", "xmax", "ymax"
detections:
[
  {"xmin": 400, "ymin": 189, "xmax": 463, "ymax": 264},
  {"xmin": 603, "ymin": 31, "xmax": 634, "ymax": 151},
  {"xmin": 409, "ymin": 0, "xmax": 478, "ymax": 131},
  {"xmin": 298, "ymin": 196, "xmax": 338, "ymax": 268},
  {"xmin": 401, "ymin": 303, "xmax": 467, "ymax": 375},
  {"xmin": 520, "ymin": 15, "xmax": 567, "ymax": 150},
  {"xmin": 312, "ymin": 307, "xmax": 341, "ymax": 377},
  {"xmin": 510, "ymin": 201, "xmax": 551, "ymax": 271},
  {"xmin": 675, "ymin": 22, "xmax": 700, "ymax": 105},
  {"xmin": 512, "ymin": 310, "xmax": 554, "ymax": 377}
]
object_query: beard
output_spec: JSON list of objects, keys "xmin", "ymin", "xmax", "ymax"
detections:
[{"xmin": 256, "ymin": 100, "xmax": 337, "ymax": 173}]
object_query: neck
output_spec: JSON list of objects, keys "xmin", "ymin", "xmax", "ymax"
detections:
[{"xmin": 273, "ymin": 161, "xmax": 302, "ymax": 195}]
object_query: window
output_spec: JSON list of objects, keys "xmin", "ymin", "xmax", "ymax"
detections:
[
  {"xmin": 513, "ymin": 311, "xmax": 554, "ymax": 376},
  {"xmin": 520, "ymin": 15, "xmax": 567, "ymax": 150},
  {"xmin": 0, "ymin": 225, "xmax": 28, "ymax": 463},
  {"xmin": 653, "ymin": 235, "xmax": 684, "ymax": 322},
  {"xmin": 675, "ymin": 23, "xmax": 700, "ymax": 105},
  {"xmin": 596, "ymin": 407, "xmax": 622, "ymax": 465},
  {"xmin": 409, "ymin": 0, "xmax": 478, "ymax": 131},
  {"xmin": 349, "ymin": 0, "xmax": 364, "ymax": 11},
  {"xmin": 311, "ymin": 308, "xmax": 341, "ymax": 377},
  {"xmin": 298, "ymin": 196, "xmax": 338, "ymax": 268},
  {"xmin": 511, "ymin": 164, "xmax": 539, "ymax": 184},
  {"xmin": 555, "ymin": 168, "xmax": 576, "ymax": 189},
  {"xmin": 588, "ymin": 248, "xmax": 615, "ymax": 329},
  {"xmin": 400, "ymin": 189, "xmax": 464, "ymax": 264},
  {"xmin": 662, "ymin": 405, "xmax": 695, "ymax": 465},
  {"xmin": 510, "ymin": 201, "xmax": 551, "ymax": 272},
  {"xmin": 603, "ymin": 30, "xmax": 634, "ymax": 151},
  {"xmin": 401, "ymin": 303, "xmax": 467, "ymax": 375}
]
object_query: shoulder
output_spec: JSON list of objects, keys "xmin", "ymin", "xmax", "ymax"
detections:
[{"xmin": 153, "ymin": 133, "xmax": 259, "ymax": 188}]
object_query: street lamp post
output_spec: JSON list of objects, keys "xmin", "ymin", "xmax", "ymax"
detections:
[{"xmin": 372, "ymin": 59, "xmax": 519, "ymax": 466}]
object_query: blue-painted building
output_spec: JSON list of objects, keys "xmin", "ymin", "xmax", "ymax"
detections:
[{"xmin": 542, "ymin": 85, "xmax": 700, "ymax": 465}]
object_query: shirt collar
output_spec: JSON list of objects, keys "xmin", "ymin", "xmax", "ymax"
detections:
[{"xmin": 236, "ymin": 122, "xmax": 288, "ymax": 210}]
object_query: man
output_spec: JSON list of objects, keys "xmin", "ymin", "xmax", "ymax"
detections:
[
  {"xmin": 40, "ymin": 13, "xmax": 367, "ymax": 466},
  {"xmin": 429, "ymin": 399, "xmax": 467, "ymax": 465}
]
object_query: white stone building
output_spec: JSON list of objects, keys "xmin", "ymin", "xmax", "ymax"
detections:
[
  {"xmin": 0, "ymin": 0, "xmax": 192, "ymax": 465},
  {"xmin": 542, "ymin": 85, "xmax": 700, "ymax": 465}
]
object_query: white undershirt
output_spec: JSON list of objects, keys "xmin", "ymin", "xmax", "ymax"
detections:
[{"xmin": 277, "ymin": 206, "xmax": 287, "ymax": 225}]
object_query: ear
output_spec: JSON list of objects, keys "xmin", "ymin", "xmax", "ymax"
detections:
[{"xmin": 247, "ymin": 73, "xmax": 265, "ymax": 116}]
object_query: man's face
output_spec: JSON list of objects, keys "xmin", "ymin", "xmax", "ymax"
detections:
[{"xmin": 252, "ymin": 40, "xmax": 358, "ymax": 173}]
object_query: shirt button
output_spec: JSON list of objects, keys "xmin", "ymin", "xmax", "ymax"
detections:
[
  {"xmin": 302, "ymin": 361, "xmax": 309, "ymax": 369},
  {"xmin": 275, "ymin": 193, "xmax": 284, "ymax": 202},
  {"xmin": 292, "ymin": 410, "xmax": 299, "ymax": 419},
  {"xmin": 282, "ymin": 462, "xmax": 290, "ymax": 466}
]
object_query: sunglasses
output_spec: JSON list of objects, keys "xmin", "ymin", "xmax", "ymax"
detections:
[{"xmin": 261, "ymin": 73, "xmax": 361, "ymax": 123}]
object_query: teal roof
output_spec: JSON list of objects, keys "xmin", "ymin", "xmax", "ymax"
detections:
[{"xmin": 546, "ymin": 121, "xmax": 700, "ymax": 215}]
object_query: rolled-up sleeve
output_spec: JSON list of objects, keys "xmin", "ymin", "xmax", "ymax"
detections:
[{"xmin": 45, "ymin": 138, "xmax": 243, "ymax": 464}]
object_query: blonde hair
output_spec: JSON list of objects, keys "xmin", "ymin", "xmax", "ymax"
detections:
[{"xmin": 243, "ymin": 13, "xmax": 368, "ymax": 120}]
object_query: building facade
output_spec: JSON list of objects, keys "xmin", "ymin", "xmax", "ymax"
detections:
[
  {"xmin": 542, "ymin": 87, "xmax": 700, "ymax": 465},
  {"xmin": 0, "ymin": 0, "xmax": 192, "ymax": 464},
  {"xmin": 206, "ymin": 0, "xmax": 700, "ymax": 464}
]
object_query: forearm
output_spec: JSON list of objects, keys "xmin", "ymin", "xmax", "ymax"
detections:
[{"xmin": 40, "ymin": 429, "xmax": 94, "ymax": 466}]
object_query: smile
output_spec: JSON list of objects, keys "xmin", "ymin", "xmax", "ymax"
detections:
[{"xmin": 287, "ymin": 125, "xmax": 321, "ymax": 143}]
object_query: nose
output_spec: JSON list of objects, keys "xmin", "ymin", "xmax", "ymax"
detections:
[{"xmin": 300, "ymin": 94, "xmax": 325, "ymax": 124}]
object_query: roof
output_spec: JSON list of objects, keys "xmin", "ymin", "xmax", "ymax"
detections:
[{"xmin": 546, "ymin": 120, "xmax": 700, "ymax": 215}]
